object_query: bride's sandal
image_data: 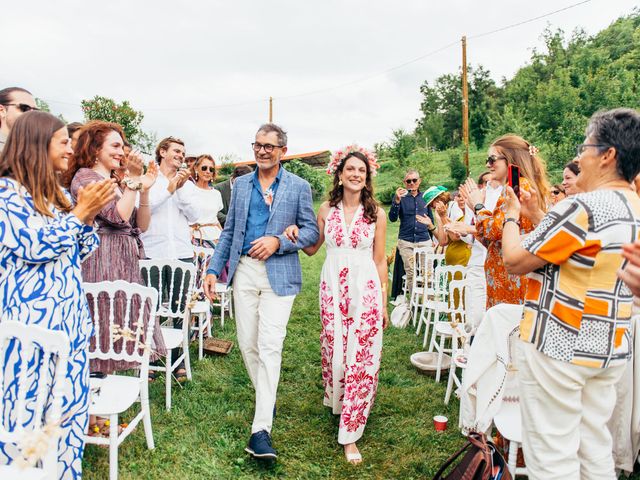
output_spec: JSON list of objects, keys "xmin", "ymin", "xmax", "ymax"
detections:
[{"xmin": 344, "ymin": 444, "xmax": 362, "ymax": 465}]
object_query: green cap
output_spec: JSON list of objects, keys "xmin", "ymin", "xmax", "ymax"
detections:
[{"xmin": 422, "ymin": 185, "xmax": 447, "ymax": 206}]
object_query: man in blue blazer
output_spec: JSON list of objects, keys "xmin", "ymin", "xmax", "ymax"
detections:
[{"xmin": 204, "ymin": 123, "xmax": 319, "ymax": 459}]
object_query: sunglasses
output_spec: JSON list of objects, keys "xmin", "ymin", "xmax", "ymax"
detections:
[
  {"xmin": 252, "ymin": 142, "xmax": 283, "ymax": 153},
  {"xmin": 3, "ymin": 103, "xmax": 39, "ymax": 113},
  {"xmin": 486, "ymin": 155, "xmax": 507, "ymax": 166},
  {"xmin": 551, "ymin": 190, "xmax": 562, "ymax": 195},
  {"xmin": 200, "ymin": 165, "xmax": 215, "ymax": 173},
  {"xmin": 405, "ymin": 178, "xmax": 419, "ymax": 184}
]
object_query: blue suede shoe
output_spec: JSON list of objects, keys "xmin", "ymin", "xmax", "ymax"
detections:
[{"xmin": 245, "ymin": 430, "xmax": 277, "ymax": 459}]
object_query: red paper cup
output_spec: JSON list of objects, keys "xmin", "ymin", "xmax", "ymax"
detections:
[{"xmin": 433, "ymin": 415, "xmax": 448, "ymax": 431}]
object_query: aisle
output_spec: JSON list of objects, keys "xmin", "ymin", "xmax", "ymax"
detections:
[{"xmin": 83, "ymin": 235, "xmax": 464, "ymax": 479}]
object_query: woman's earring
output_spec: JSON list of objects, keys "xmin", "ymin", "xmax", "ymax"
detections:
[
  {"xmin": 338, "ymin": 180, "xmax": 343, "ymax": 186},
  {"xmin": 195, "ymin": 173, "xmax": 198, "ymax": 180}
]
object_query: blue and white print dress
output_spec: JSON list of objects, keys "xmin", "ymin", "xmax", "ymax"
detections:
[{"xmin": 0, "ymin": 178, "xmax": 99, "ymax": 479}]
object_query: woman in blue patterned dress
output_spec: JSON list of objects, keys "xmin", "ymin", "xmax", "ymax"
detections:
[{"xmin": 0, "ymin": 111, "xmax": 115, "ymax": 478}]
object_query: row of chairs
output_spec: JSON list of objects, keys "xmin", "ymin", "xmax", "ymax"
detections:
[{"xmin": 0, "ymin": 248, "xmax": 233, "ymax": 480}]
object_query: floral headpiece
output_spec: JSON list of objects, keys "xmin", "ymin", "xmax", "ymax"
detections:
[
  {"xmin": 327, "ymin": 144, "xmax": 379, "ymax": 177},
  {"xmin": 528, "ymin": 145, "xmax": 539, "ymax": 156}
]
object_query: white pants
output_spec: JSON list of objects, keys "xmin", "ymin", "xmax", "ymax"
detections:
[
  {"xmin": 464, "ymin": 265, "xmax": 487, "ymax": 329},
  {"xmin": 233, "ymin": 257, "xmax": 296, "ymax": 434},
  {"xmin": 517, "ymin": 340, "xmax": 626, "ymax": 480}
]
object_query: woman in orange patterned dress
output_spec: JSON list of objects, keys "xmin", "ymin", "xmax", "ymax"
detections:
[{"xmin": 461, "ymin": 135, "xmax": 550, "ymax": 308}]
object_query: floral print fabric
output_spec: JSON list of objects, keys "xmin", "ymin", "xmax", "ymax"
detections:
[
  {"xmin": 320, "ymin": 203, "xmax": 382, "ymax": 445},
  {"xmin": 475, "ymin": 180, "xmax": 535, "ymax": 308}
]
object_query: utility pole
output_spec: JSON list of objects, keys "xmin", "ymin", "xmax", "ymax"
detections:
[
  {"xmin": 461, "ymin": 36, "xmax": 470, "ymax": 177},
  {"xmin": 269, "ymin": 97, "xmax": 273, "ymax": 122}
]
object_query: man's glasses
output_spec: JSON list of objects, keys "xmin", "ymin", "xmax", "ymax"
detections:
[
  {"xmin": 200, "ymin": 165, "xmax": 215, "ymax": 173},
  {"xmin": 404, "ymin": 178, "xmax": 419, "ymax": 184},
  {"xmin": 486, "ymin": 155, "xmax": 507, "ymax": 165},
  {"xmin": 3, "ymin": 103, "xmax": 39, "ymax": 113},
  {"xmin": 252, "ymin": 142, "xmax": 284, "ymax": 153},
  {"xmin": 575, "ymin": 143, "xmax": 609, "ymax": 156}
]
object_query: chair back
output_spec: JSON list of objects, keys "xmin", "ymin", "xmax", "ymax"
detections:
[
  {"xmin": 139, "ymin": 259, "xmax": 196, "ymax": 323},
  {"xmin": 83, "ymin": 280, "xmax": 158, "ymax": 367},
  {"xmin": 0, "ymin": 319, "xmax": 70, "ymax": 473},
  {"xmin": 193, "ymin": 246, "xmax": 215, "ymax": 295},
  {"xmin": 411, "ymin": 246, "xmax": 435, "ymax": 289},
  {"xmin": 424, "ymin": 252, "xmax": 446, "ymax": 293},
  {"xmin": 433, "ymin": 264, "xmax": 466, "ymax": 300}
]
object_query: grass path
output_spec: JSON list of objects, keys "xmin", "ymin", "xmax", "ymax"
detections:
[{"xmin": 83, "ymin": 219, "xmax": 467, "ymax": 479}]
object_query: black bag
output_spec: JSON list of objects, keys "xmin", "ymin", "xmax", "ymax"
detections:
[{"xmin": 432, "ymin": 432, "xmax": 512, "ymax": 480}]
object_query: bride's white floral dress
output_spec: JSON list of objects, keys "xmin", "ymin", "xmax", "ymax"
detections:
[{"xmin": 319, "ymin": 202, "xmax": 383, "ymax": 445}]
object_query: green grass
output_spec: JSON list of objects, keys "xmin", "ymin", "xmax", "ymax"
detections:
[{"xmin": 82, "ymin": 215, "xmax": 467, "ymax": 479}]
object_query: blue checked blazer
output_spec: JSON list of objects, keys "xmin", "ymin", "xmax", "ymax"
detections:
[{"xmin": 207, "ymin": 167, "xmax": 319, "ymax": 296}]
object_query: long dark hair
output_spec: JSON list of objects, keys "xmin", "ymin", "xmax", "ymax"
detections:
[
  {"xmin": 0, "ymin": 111, "xmax": 71, "ymax": 216},
  {"xmin": 328, "ymin": 151, "xmax": 378, "ymax": 223}
]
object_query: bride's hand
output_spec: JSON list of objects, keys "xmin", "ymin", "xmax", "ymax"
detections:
[
  {"xmin": 283, "ymin": 225, "xmax": 299, "ymax": 242},
  {"xmin": 382, "ymin": 309, "xmax": 390, "ymax": 329}
]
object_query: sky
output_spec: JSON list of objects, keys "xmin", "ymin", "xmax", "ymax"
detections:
[{"xmin": 1, "ymin": 0, "xmax": 637, "ymax": 161}]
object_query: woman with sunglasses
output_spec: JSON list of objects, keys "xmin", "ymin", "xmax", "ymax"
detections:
[
  {"xmin": 190, "ymin": 154, "xmax": 223, "ymax": 248},
  {"xmin": 461, "ymin": 134, "xmax": 550, "ymax": 307},
  {"xmin": 562, "ymin": 161, "xmax": 582, "ymax": 196},
  {"xmin": 550, "ymin": 184, "xmax": 566, "ymax": 205}
]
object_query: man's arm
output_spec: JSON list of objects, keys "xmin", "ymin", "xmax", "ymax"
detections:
[
  {"xmin": 275, "ymin": 181, "xmax": 319, "ymax": 254},
  {"xmin": 388, "ymin": 198, "xmax": 401, "ymax": 222}
]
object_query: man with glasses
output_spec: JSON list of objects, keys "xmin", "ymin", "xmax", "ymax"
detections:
[
  {"xmin": 0, "ymin": 87, "xmax": 37, "ymax": 153},
  {"xmin": 204, "ymin": 123, "xmax": 319, "ymax": 460},
  {"xmin": 389, "ymin": 169, "xmax": 434, "ymax": 298}
]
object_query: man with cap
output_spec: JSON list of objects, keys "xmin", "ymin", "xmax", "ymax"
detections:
[{"xmin": 389, "ymin": 170, "xmax": 443, "ymax": 298}]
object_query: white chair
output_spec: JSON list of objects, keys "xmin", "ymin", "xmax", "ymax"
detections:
[
  {"xmin": 0, "ymin": 320, "xmax": 70, "ymax": 480},
  {"xmin": 415, "ymin": 252, "xmax": 446, "ymax": 338},
  {"xmin": 192, "ymin": 246, "xmax": 214, "ymax": 360},
  {"xmin": 408, "ymin": 246, "xmax": 436, "ymax": 326},
  {"xmin": 139, "ymin": 259, "xmax": 196, "ymax": 411},
  {"xmin": 83, "ymin": 280, "xmax": 159, "ymax": 480},
  {"xmin": 428, "ymin": 270, "xmax": 469, "ymax": 382}
]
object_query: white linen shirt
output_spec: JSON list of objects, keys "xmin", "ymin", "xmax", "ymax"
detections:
[{"xmin": 141, "ymin": 172, "xmax": 200, "ymax": 259}]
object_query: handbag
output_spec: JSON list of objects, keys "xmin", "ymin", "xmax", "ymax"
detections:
[
  {"xmin": 432, "ymin": 432, "xmax": 512, "ymax": 480},
  {"xmin": 390, "ymin": 301, "xmax": 412, "ymax": 328}
]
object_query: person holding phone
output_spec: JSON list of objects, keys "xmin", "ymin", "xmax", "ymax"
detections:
[
  {"xmin": 461, "ymin": 134, "xmax": 550, "ymax": 307},
  {"xmin": 388, "ymin": 169, "xmax": 438, "ymax": 298}
]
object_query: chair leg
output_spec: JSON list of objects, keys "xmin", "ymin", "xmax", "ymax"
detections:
[
  {"xmin": 220, "ymin": 293, "xmax": 225, "ymax": 329},
  {"xmin": 183, "ymin": 330, "xmax": 193, "ymax": 381},
  {"xmin": 165, "ymin": 351, "xmax": 172, "ymax": 411},
  {"xmin": 140, "ymin": 380, "xmax": 155, "ymax": 450},
  {"xmin": 423, "ymin": 309, "xmax": 434, "ymax": 349},
  {"xmin": 198, "ymin": 314, "xmax": 204, "ymax": 361},
  {"xmin": 109, "ymin": 413, "xmax": 119, "ymax": 480},
  {"xmin": 444, "ymin": 363, "xmax": 456, "ymax": 405},
  {"xmin": 435, "ymin": 335, "xmax": 446, "ymax": 383},
  {"xmin": 507, "ymin": 440, "xmax": 518, "ymax": 476},
  {"xmin": 228, "ymin": 291, "xmax": 234, "ymax": 319},
  {"xmin": 206, "ymin": 309, "xmax": 212, "ymax": 337},
  {"xmin": 427, "ymin": 310, "xmax": 440, "ymax": 353}
]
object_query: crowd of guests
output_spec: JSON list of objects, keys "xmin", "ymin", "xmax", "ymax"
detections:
[
  {"xmin": 388, "ymin": 108, "xmax": 640, "ymax": 478},
  {"xmin": 1, "ymin": 83, "xmax": 640, "ymax": 479}
]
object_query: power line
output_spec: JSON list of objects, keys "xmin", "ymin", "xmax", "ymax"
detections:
[{"xmin": 43, "ymin": 0, "xmax": 594, "ymax": 112}]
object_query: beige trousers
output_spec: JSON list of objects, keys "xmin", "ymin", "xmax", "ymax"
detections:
[
  {"xmin": 517, "ymin": 340, "xmax": 626, "ymax": 480},
  {"xmin": 397, "ymin": 239, "xmax": 433, "ymax": 297},
  {"xmin": 233, "ymin": 256, "xmax": 296, "ymax": 434}
]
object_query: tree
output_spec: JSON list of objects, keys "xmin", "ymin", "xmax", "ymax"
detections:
[{"xmin": 81, "ymin": 96, "xmax": 151, "ymax": 149}]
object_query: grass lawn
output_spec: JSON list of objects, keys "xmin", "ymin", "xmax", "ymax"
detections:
[{"xmin": 82, "ymin": 214, "xmax": 468, "ymax": 479}]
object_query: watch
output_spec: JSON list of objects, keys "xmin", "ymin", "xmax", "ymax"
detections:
[
  {"xmin": 473, "ymin": 203, "xmax": 485, "ymax": 213},
  {"xmin": 122, "ymin": 178, "xmax": 143, "ymax": 191}
]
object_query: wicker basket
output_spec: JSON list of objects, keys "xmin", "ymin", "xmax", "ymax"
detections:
[{"xmin": 203, "ymin": 338, "xmax": 234, "ymax": 356}]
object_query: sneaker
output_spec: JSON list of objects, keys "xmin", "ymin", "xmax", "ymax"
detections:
[{"xmin": 245, "ymin": 430, "xmax": 277, "ymax": 459}]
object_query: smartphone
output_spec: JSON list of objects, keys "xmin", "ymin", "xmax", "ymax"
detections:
[
  {"xmin": 508, "ymin": 164, "xmax": 521, "ymax": 197},
  {"xmin": 90, "ymin": 372, "xmax": 107, "ymax": 379}
]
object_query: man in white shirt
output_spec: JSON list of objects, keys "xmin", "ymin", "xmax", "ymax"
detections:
[{"xmin": 141, "ymin": 136, "xmax": 200, "ymax": 380}]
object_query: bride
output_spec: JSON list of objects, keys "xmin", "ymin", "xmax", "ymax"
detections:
[{"xmin": 284, "ymin": 145, "xmax": 388, "ymax": 465}]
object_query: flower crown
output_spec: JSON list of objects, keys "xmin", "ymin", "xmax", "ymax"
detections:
[{"xmin": 326, "ymin": 144, "xmax": 379, "ymax": 177}]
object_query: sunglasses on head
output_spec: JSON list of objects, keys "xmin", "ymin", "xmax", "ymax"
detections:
[
  {"xmin": 3, "ymin": 103, "xmax": 39, "ymax": 113},
  {"xmin": 486, "ymin": 155, "xmax": 507, "ymax": 166},
  {"xmin": 405, "ymin": 178, "xmax": 419, "ymax": 184},
  {"xmin": 200, "ymin": 165, "xmax": 215, "ymax": 173}
]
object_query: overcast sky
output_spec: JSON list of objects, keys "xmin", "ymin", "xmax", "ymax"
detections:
[{"xmin": 2, "ymin": 0, "xmax": 637, "ymax": 160}]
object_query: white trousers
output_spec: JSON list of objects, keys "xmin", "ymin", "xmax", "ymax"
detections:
[
  {"xmin": 233, "ymin": 257, "xmax": 296, "ymax": 434},
  {"xmin": 517, "ymin": 340, "xmax": 626, "ymax": 480},
  {"xmin": 464, "ymin": 265, "xmax": 487, "ymax": 329}
]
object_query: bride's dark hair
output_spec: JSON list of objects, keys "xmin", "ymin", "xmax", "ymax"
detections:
[{"xmin": 328, "ymin": 151, "xmax": 378, "ymax": 223}]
